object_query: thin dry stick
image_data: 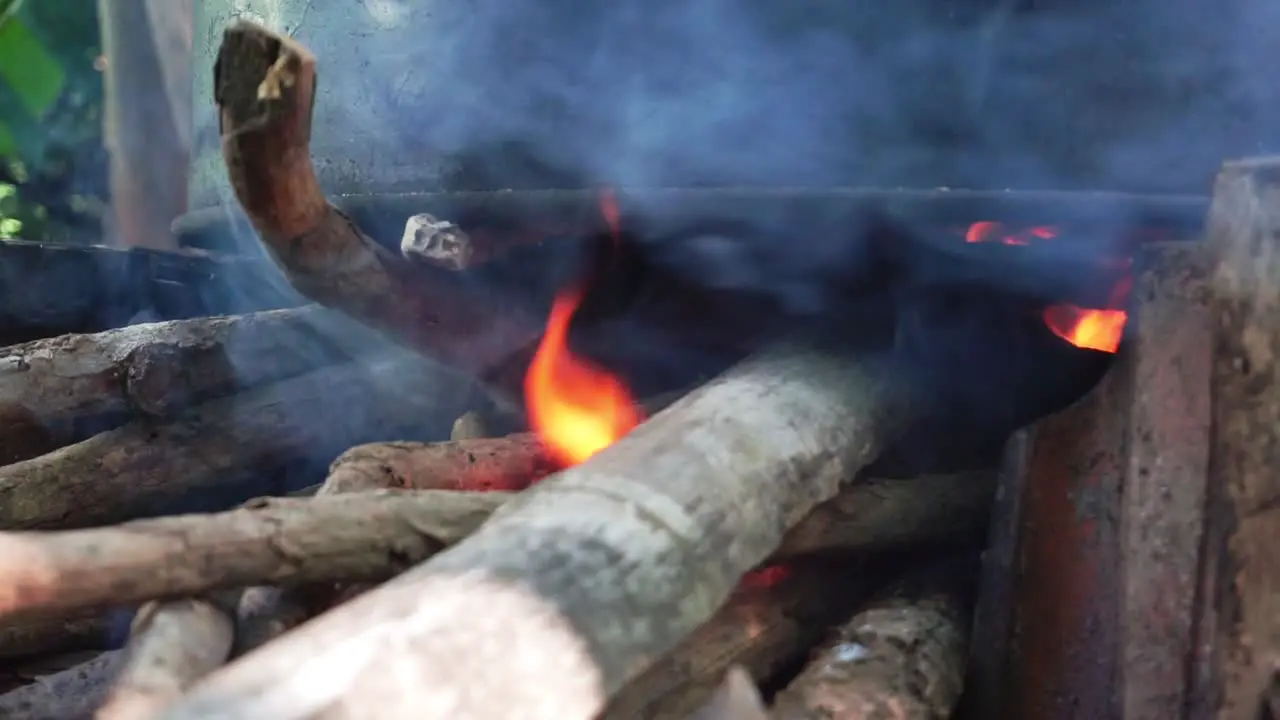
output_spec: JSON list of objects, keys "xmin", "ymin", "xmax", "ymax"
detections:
[{"xmin": 163, "ymin": 341, "xmax": 918, "ymax": 720}]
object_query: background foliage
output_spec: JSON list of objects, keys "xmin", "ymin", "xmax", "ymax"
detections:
[{"xmin": 0, "ymin": 0, "xmax": 106, "ymax": 243}]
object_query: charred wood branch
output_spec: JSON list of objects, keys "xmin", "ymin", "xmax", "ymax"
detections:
[
  {"xmin": 1199, "ymin": 156, "xmax": 1280, "ymax": 717},
  {"xmin": 0, "ymin": 352, "xmax": 480, "ymax": 531},
  {"xmin": 0, "ymin": 490, "xmax": 505, "ymax": 620},
  {"xmin": 0, "ymin": 306, "xmax": 371, "ymax": 466},
  {"xmin": 0, "ymin": 649, "xmax": 124, "ymax": 719},
  {"xmin": 770, "ymin": 560, "xmax": 975, "ymax": 720},
  {"xmin": 605, "ymin": 559, "xmax": 883, "ymax": 719},
  {"xmin": 163, "ymin": 343, "xmax": 917, "ymax": 720},
  {"xmin": 95, "ymin": 599, "xmax": 235, "ymax": 720},
  {"xmin": 213, "ymin": 22, "xmax": 539, "ymax": 387}
]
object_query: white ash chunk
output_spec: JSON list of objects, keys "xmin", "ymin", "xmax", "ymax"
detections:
[{"xmin": 400, "ymin": 213, "xmax": 474, "ymax": 270}]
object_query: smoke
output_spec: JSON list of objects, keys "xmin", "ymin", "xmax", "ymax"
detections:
[{"xmin": 253, "ymin": 0, "xmax": 1280, "ymax": 198}]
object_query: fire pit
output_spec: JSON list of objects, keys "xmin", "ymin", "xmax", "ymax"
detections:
[{"xmin": 2, "ymin": 16, "xmax": 1279, "ymax": 720}]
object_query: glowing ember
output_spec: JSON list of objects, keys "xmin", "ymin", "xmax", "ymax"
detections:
[
  {"xmin": 962, "ymin": 221, "xmax": 1130, "ymax": 354},
  {"xmin": 523, "ymin": 191, "xmax": 643, "ymax": 466}
]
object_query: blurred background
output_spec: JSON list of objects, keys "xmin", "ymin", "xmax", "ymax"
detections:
[{"xmin": 0, "ymin": 0, "xmax": 191, "ymax": 249}]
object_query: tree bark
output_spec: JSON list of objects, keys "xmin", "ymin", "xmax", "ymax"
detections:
[
  {"xmin": 770, "ymin": 559, "xmax": 975, "ymax": 720},
  {"xmin": 213, "ymin": 21, "xmax": 539, "ymax": 389},
  {"xmin": 162, "ymin": 342, "xmax": 916, "ymax": 720},
  {"xmin": 0, "ymin": 352, "xmax": 482, "ymax": 530},
  {"xmin": 0, "ymin": 306, "xmax": 375, "ymax": 466},
  {"xmin": 0, "ymin": 612, "xmax": 109, "ymax": 660},
  {"xmin": 1198, "ymin": 156, "xmax": 1280, "ymax": 718},
  {"xmin": 95, "ymin": 598, "xmax": 233, "ymax": 720}
]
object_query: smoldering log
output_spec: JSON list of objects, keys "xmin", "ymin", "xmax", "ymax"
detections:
[
  {"xmin": 1199, "ymin": 156, "xmax": 1280, "ymax": 718},
  {"xmin": 0, "ymin": 649, "xmax": 124, "ymax": 720},
  {"xmin": 604, "ymin": 559, "xmax": 882, "ymax": 720},
  {"xmin": 94, "ymin": 599, "xmax": 235, "ymax": 720},
  {"xmin": 770, "ymin": 561, "xmax": 975, "ymax": 720},
  {"xmin": 214, "ymin": 21, "xmax": 540, "ymax": 391},
  {"xmin": 163, "ymin": 342, "xmax": 917, "ymax": 720},
  {"xmin": 0, "ymin": 306, "xmax": 376, "ymax": 466},
  {"xmin": 0, "ymin": 352, "xmax": 482, "ymax": 531},
  {"xmin": 0, "ymin": 491, "xmax": 506, "ymax": 619}
]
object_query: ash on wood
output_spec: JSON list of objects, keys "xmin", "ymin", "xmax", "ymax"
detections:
[
  {"xmin": 160, "ymin": 342, "xmax": 916, "ymax": 720},
  {"xmin": 0, "ymin": 352, "xmax": 480, "ymax": 531},
  {"xmin": 770, "ymin": 559, "xmax": 974, "ymax": 720},
  {"xmin": 214, "ymin": 21, "xmax": 539, "ymax": 390},
  {"xmin": 1199, "ymin": 156, "xmax": 1280, "ymax": 718},
  {"xmin": 0, "ymin": 306, "xmax": 369, "ymax": 466},
  {"xmin": 95, "ymin": 599, "xmax": 234, "ymax": 720}
]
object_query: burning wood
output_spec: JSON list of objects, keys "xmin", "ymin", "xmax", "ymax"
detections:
[
  {"xmin": 214, "ymin": 22, "xmax": 540, "ymax": 391},
  {"xmin": 770, "ymin": 560, "xmax": 974, "ymax": 720},
  {"xmin": 0, "ymin": 352, "xmax": 480, "ymax": 531},
  {"xmin": 0, "ymin": 306, "xmax": 366, "ymax": 465},
  {"xmin": 160, "ymin": 342, "xmax": 917, "ymax": 719},
  {"xmin": 95, "ymin": 599, "xmax": 235, "ymax": 720}
]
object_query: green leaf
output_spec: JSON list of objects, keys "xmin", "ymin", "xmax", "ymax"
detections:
[{"xmin": 0, "ymin": 13, "xmax": 65, "ymax": 117}]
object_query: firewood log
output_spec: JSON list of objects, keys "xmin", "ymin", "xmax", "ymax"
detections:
[
  {"xmin": 94, "ymin": 599, "xmax": 235, "ymax": 720},
  {"xmin": 770, "ymin": 559, "xmax": 975, "ymax": 720},
  {"xmin": 0, "ymin": 649, "xmax": 124, "ymax": 719},
  {"xmin": 604, "ymin": 559, "xmax": 883, "ymax": 719},
  {"xmin": 0, "ymin": 306, "xmax": 379, "ymax": 466},
  {"xmin": 0, "ymin": 491, "xmax": 506, "ymax": 620},
  {"xmin": 0, "ymin": 352, "xmax": 481, "ymax": 531},
  {"xmin": 213, "ymin": 21, "xmax": 539, "ymax": 393},
  {"xmin": 161, "ymin": 341, "xmax": 919, "ymax": 720},
  {"xmin": 1197, "ymin": 156, "xmax": 1280, "ymax": 718}
]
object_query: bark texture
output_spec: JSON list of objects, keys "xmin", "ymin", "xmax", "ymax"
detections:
[
  {"xmin": 771, "ymin": 561, "xmax": 974, "ymax": 720},
  {"xmin": 1200, "ymin": 156, "xmax": 1280, "ymax": 718}
]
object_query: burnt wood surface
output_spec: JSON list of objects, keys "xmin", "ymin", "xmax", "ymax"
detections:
[{"xmin": 1199, "ymin": 156, "xmax": 1280, "ymax": 719}]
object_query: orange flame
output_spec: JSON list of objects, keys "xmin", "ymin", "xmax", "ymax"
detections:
[
  {"xmin": 523, "ymin": 191, "xmax": 644, "ymax": 466},
  {"xmin": 962, "ymin": 221, "xmax": 1129, "ymax": 354}
]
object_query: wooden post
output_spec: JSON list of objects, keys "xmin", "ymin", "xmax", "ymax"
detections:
[{"xmin": 1196, "ymin": 156, "xmax": 1280, "ymax": 719}]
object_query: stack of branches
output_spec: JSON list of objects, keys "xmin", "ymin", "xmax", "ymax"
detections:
[{"xmin": 0, "ymin": 21, "xmax": 1004, "ymax": 720}]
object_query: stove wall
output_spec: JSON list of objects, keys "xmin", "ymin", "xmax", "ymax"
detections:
[{"xmin": 189, "ymin": 0, "xmax": 1280, "ymax": 210}]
